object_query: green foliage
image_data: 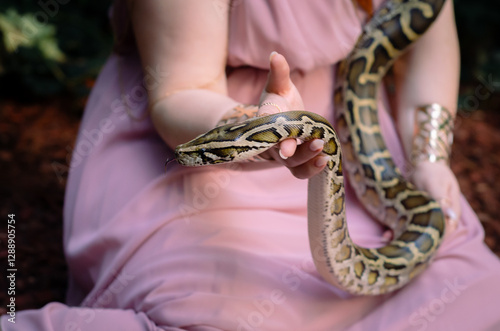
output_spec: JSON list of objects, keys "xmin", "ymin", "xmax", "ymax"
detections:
[
  {"xmin": 0, "ymin": 0, "xmax": 112, "ymax": 99},
  {"xmin": 0, "ymin": 9, "xmax": 65, "ymax": 60}
]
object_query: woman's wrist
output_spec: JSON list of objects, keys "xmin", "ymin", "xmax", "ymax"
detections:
[
  {"xmin": 217, "ymin": 104, "xmax": 259, "ymax": 126},
  {"xmin": 150, "ymin": 89, "xmax": 240, "ymax": 149}
]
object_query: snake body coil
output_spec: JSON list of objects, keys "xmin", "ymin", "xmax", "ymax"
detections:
[{"xmin": 175, "ymin": 0, "xmax": 447, "ymax": 295}]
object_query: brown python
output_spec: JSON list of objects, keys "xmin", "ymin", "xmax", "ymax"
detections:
[{"xmin": 174, "ymin": 0, "xmax": 448, "ymax": 295}]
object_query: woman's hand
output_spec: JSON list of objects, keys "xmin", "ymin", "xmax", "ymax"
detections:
[
  {"xmin": 258, "ymin": 52, "xmax": 329, "ymax": 179},
  {"xmin": 411, "ymin": 160, "xmax": 461, "ymax": 236}
]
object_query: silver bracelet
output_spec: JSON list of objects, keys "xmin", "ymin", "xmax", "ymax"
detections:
[{"xmin": 411, "ymin": 103, "xmax": 454, "ymax": 165}]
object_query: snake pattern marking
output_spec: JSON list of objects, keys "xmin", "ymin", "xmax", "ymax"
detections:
[{"xmin": 175, "ymin": 0, "xmax": 447, "ymax": 295}]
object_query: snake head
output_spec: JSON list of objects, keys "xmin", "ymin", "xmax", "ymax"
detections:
[
  {"xmin": 175, "ymin": 138, "xmax": 241, "ymax": 166},
  {"xmin": 174, "ymin": 119, "xmax": 271, "ymax": 166},
  {"xmin": 174, "ymin": 147, "xmax": 205, "ymax": 167}
]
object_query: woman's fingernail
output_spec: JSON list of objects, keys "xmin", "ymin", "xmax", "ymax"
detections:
[
  {"xmin": 279, "ymin": 149, "xmax": 288, "ymax": 160},
  {"xmin": 315, "ymin": 156, "xmax": 329, "ymax": 168},
  {"xmin": 309, "ymin": 139, "xmax": 325, "ymax": 152},
  {"xmin": 444, "ymin": 207, "xmax": 457, "ymax": 221},
  {"xmin": 269, "ymin": 51, "xmax": 278, "ymax": 62}
]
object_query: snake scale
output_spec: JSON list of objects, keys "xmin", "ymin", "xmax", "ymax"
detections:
[{"xmin": 174, "ymin": 0, "xmax": 447, "ymax": 295}]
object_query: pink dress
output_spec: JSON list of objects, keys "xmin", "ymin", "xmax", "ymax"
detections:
[{"xmin": 3, "ymin": 1, "xmax": 500, "ymax": 330}]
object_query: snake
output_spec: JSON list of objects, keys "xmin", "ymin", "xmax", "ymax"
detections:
[{"xmin": 174, "ymin": 0, "xmax": 447, "ymax": 295}]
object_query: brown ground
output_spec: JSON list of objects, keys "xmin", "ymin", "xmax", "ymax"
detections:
[{"xmin": 0, "ymin": 99, "xmax": 499, "ymax": 313}]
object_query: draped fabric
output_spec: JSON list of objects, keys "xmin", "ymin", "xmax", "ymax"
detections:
[{"xmin": 3, "ymin": 1, "xmax": 500, "ymax": 330}]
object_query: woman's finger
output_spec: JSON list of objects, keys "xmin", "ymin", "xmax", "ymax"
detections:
[
  {"xmin": 281, "ymin": 139, "xmax": 324, "ymax": 167},
  {"xmin": 445, "ymin": 179, "xmax": 461, "ymax": 233},
  {"xmin": 267, "ymin": 139, "xmax": 324, "ymax": 166},
  {"xmin": 287, "ymin": 154, "xmax": 329, "ymax": 179},
  {"xmin": 265, "ymin": 51, "xmax": 293, "ymax": 95},
  {"xmin": 277, "ymin": 138, "xmax": 298, "ymax": 159},
  {"xmin": 259, "ymin": 51, "xmax": 304, "ymax": 112}
]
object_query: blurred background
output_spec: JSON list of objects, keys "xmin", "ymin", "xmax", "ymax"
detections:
[{"xmin": 0, "ymin": 0, "xmax": 499, "ymax": 313}]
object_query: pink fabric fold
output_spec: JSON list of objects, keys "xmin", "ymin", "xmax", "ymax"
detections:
[{"xmin": 3, "ymin": 1, "xmax": 500, "ymax": 330}]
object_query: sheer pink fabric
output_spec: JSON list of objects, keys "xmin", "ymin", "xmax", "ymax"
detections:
[{"xmin": 3, "ymin": 1, "xmax": 500, "ymax": 330}]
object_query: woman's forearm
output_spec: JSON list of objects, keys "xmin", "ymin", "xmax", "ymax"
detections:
[
  {"xmin": 150, "ymin": 90, "xmax": 240, "ymax": 148},
  {"xmin": 393, "ymin": 0, "xmax": 460, "ymax": 158}
]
